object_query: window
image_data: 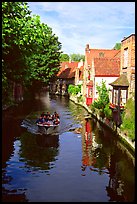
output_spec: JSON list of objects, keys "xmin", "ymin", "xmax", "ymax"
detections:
[
  {"xmin": 99, "ymin": 52, "xmax": 104, "ymax": 57},
  {"xmin": 123, "ymin": 48, "xmax": 128, "ymax": 68},
  {"xmin": 122, "ymin": 72, "xmax": 127, "ymax": 76},
  {"xmin": 114, "ymin": 89, "xmax": 118, "ymax": 105},
  {"xmin": 89, "ymin": 87, "xmax": 93, "ymax": 97},
  {"xmin": 120, "ymin": 90, "xmax": 127, "ymax": 105},
  {"xmin": 130, "ymin": 73, "xmax": 135, "ymax": 92}
]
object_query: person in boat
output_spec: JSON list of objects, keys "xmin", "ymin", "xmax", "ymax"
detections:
[
  {"xmin": 42, "ymin": 115, "xmax": 50, "ymax": 125},
  {"xmin": 53, "ymin": 113, "xmax": 60, "ymax": 125},
  {"xmin": 53, "ymin": 117, "xmax": 60, "ymax": 125},
  {"xmin": 52, "ymin": 111, "xmax": 60, "ymax": 120},
  {"xmin": 36, "ymin": 116, "xmax": 44, "ymax": 124},
  {"xmin": 41, "ymin": 112, "xmax": 45, "ymax": 117},
  {"xmin": 45, "ymin": 111, "xmax": 51, "ymax": 117}
]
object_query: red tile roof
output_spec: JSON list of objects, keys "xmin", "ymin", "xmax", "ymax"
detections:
[
  {"xmin": 57, "ymin": 61, "xmax": 78, "ymax": 79},
  {"xmin": 94, "ymin": 58, "xmax": 120, "ymax": 77},
  {"xmin": 86, "ymin": 49, "xmax": 121, "ymax": 66}
]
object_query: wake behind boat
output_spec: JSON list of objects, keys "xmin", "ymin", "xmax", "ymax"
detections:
[{"xmin": 36, "ymin": 111, "xmax": 60, "ymax": 135}]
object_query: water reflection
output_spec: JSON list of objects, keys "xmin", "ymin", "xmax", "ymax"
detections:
[
  {"xmin": 2, "ymin": 188, "xmax": 28, "ymax": 202},
  {"xmin": 2, "ymin": 91, "xmax": 135, "ymax": 202},
  {"xmin": 19, "ymin": 132, "xmax": 59, "ymax": 171},
  {"xmin": 81, "ymin": 118, "xmax": 104, "ymax": 175},
  {"xmin": 36, "ymin": 134, "xmax": 59, "ymax": 148},
  {"xmin": 81, "ymin": 118, "xmax": 135, "ymax": 202}
]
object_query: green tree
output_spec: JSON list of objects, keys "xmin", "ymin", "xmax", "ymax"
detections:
[
  {"xmin": 113, "ymin": 42, "xmax": 121, "ymax": 50},
  {"xmin": 60, "ymin": 53, "xmax": 69, "ymax": 62},
  {"xmin": 92, "ymin": 80, "xmax": 109, "ymax": 109},
  {"xmin": 68, "ymin": 84, "xmax": 81, "ymax": 95},
  {"xmin": 121, "ymin": 97, "xmax": 135, "ymax": 141},
  {"xmin": 91, "ymin": 80, "xmax": 111, "ymax": 118},
  {"xmin": 69, "ymin": 53, "xmax": 85, "ymax": 62},
  {"xmin": 2, "ymin": 2, "xmax": 62, "ymax": 103}
]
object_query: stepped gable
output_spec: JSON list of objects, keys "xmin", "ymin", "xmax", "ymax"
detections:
[
  {"xmin": 94, "ymin": 57, "xmax": 120, "ymax": 77},
  {"xmin": 57, "ymin": 61, "xmax": 78, "ymax": 79},
  {"xmin": 79, "ymin": 65, "xmax": 84, "ymax": 80}
]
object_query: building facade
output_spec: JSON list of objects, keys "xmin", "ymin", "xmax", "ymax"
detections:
[
  {"xmin": 49, "ymin": 61, "xmax": 79, "ymax": 96},
  {"xmin": 82, "ymin": 44, "xmax": 121, "ymax": 106},
  {"xmin": 120, "ymin": 34, "xmax": 135, "ymax": 98}
]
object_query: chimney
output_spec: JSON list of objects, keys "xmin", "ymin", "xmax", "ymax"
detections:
[{"xmin": 85, "ymin": 44, "xmax": 90, "ymax": 52}]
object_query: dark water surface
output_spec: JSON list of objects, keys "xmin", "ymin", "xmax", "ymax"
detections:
[{"xmin": 2, "ymin": 92, "xmax": 135, "ymax": 202}]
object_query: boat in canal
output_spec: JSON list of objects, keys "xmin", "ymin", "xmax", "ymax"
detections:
[
  {"xmin": 36, "ymin": 111, "xmax": 60, "ymax": 135},
  {"xmin": 37, "ymin": 122, "xmax": 60, "ymax": 135}
]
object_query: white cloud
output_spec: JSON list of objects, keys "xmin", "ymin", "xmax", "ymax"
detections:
[{"xmin": 28, "ymin": 2, "xmax": 135, "ymax": 55}]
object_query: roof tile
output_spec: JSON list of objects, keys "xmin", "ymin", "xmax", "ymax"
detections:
[
  {"xmin": 109, "ymin": 74, "xmax": 129, "ymax": 86},
  {"xmin": 57, "ymin": 61, "xmax": 78, "ymax": 79},
  {"xmin": 94, "ymin": 58, "xmax": 120, "ymax": 77}
]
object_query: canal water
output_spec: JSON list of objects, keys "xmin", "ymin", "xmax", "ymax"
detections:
[{"xmin": 2, "ymin": 91, "xmax": 135, "ymax": 202}]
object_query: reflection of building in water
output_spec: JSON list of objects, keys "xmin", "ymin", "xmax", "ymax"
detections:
[
  {"xmin": 85, "ymin": 118, "xmax": 92, "ymax": 147},
  {"xmin": 106, "ymin": 154, "xmax": 125, "ymax": 202},
  {"xmin": 81, "ymin": 119, "xmax": 96, "ymax": 170},
  {"xmin": 92, "ymin": 134, "xmax": 102, "ymax": 151}
]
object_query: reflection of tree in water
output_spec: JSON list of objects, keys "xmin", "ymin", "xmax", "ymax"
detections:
[
  {"xmin": 106, "ymin": 152, "xmax": 135, "ymax": 202},
  {"xmin": 3, "ymin": 168, "xmax": 28, "ymax": 202},
  {"xmin": 82, "ymin": 118, "xmax": 135, "ymax": 202},
  {"xmin": 19, "ymin": 132, "xmax": 59, "ymax": 171},
  {"xmin": 2, "ymin": 188, "xmax": 28, "ymax": 202}
]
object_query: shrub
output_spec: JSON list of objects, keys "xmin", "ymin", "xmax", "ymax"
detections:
[
  {"xmin": 68, "ymin": 84, "xmax": 81, "ymax": 95},
  {"xmin": 90, "ymin": 80, "xmax": 111, "ymax": 118},
  {"xmin": 121, "ymin": 97, "xmax": 135, "ymax": 141},
  {"xmin": 104, "ymin": 103, "xmax": 112, "ymax": 119}
]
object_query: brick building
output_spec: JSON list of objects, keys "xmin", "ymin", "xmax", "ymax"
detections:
[
  {"xmin": 120, "ymin": 34, "xmax": 135, "ymax": 98},
  {"xmin": 82, "ymin": 44, "xmax": 121, "ymax": 106},
  {"xmin": 109, "ymin": 34, "xmax": 135, "ymax": 107},
  {"xmin": 49, "ymin": 61, "xmax": 79, "ymax": 95}
]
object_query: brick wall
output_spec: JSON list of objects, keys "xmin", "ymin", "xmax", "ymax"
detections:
[{"xmin": 121, "ymin": 34, "xmax": 135, "ymax": 97}]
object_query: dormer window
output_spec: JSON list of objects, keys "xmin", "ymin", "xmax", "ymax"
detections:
[{"xmin": 99, "ymin": 52, "xmax": 104, "ymax": 57}]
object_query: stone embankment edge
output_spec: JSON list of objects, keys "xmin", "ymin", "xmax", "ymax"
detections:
[{"xmin": 69, "ymin": 95, "xmax": 135, "ymax": 153}]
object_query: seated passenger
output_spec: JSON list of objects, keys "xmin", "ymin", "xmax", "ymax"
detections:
[
  {"xmin": 52, "ymin": 111, "xmax": 60, "ymax": 120},
  {"xmin": 41, "ymin": 112, "xmax": 45, "ymax": 117},
  {"xmin": 43, "ymin": 115, "xmax": 48, "ymax": 122},
  {"xmin": 36, "ymin": 116, "xmax": 44, "ymax": 124},
  {"xmin": 53, "ymin": 117, "xmax": 60, "ymax": 125},
  {"xmin": 46, "ymin": 112, "xmax": 51, "ymax": 117}
]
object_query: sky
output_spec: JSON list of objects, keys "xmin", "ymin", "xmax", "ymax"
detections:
[{"xmin": 27, "ymin": 2, "xmax": 135, "ymax": 55}]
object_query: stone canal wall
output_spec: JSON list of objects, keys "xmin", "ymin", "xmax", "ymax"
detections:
[{"xmin": 69, "ymin": 95, "xmax": 135, "ymax": 152}]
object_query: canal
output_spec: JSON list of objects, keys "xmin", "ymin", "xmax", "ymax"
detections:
[{"xmin": 2, "ymin": 91, "xmax": 135, "ymax": 202}]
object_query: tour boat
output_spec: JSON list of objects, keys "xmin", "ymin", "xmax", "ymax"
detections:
[{"xmin": 37, "ymin": 122, "xmax": 60, "ymax": 135}]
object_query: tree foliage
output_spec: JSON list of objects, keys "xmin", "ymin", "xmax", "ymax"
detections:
[
  {"xmin": 60, "ymin": 53, "xmax": 69, "ymax": 62},
  {"xmin": 91, "ymin": 80, "xmax": 111, "ymax": 118},
  {"xmin": 69, "ymin": 53, "xmax": 85, "ymax": 62},
  {"xmin": 68, "ymin": 84, "xmax": 81, "ymax": 95},
  {"xmin": 121, "ymin": 97, "xmax": 135, "ymax": 140},
  {"xmin": 2, "ymin": 2, "xmax": 62, "ymax": 101},
  {"xmin": 113, "ymin": 42, "xmax": 121, "ymax": 50},
  {"xmin": 92, "ymin": 80, "xmax": 109, "ymax": 109}
]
